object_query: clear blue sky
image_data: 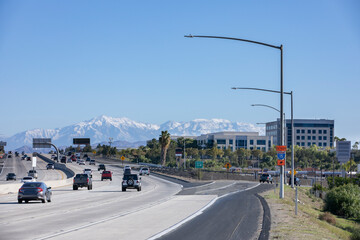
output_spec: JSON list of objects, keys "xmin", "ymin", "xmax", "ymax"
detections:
[{"xmin": 1, "ymin": 1, "xmax": 359, "ymax": 142}]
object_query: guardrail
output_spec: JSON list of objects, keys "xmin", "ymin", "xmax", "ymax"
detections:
[{"xmin": 37, "ymin": 155, "xmax": 75, "ymax": 178}]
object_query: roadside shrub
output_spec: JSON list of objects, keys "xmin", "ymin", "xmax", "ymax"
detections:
[
  {"xmin": 319, "ymin": 212, "xmax": 336, "ymax": 225},
  {"xmin": 325, "ymin": 184, "xmax": 360, "ymax": 220},
  {"xmin": 351, "ymin": 228, "xmax": 360, "ymax": 240},
  {"xmin": 312, "ymin": 183, "xmax": 325, "ymax": 192}
]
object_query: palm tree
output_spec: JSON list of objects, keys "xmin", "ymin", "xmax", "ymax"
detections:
[{"xmin": 159, "ymin": 131, "xmax": 171, "ymax": 166}]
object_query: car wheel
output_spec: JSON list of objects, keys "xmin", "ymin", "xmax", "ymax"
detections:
[
  {"xmin": 18, "ymin": 200, "xmax": 22, "ymax": 203},
  {"xmin": 42, "ymin": 199, "xmax": 46, "ymax": 203},
  {"xmin": 122, "ymin": 188, "xmax": 126, "ymax": 192},
  {"xmin": 88, "ymin": 185, "xmax": 91, "ymax": 190},
  {"xmin": 110, "ymin": 178, "xmax": 112, "ymax": 181},
  {"xmin": 73, "ymin": 185, "xmax": 78, "ymax": 190},
  {"xmin": 25, "ymin": 200, "xmax": 28, "ymax": 203},
  {"xmin": 47, "ymin": 197, "xmax": 51, "ymax": 202},
  {"xmin": 101, "ymin": 178, "xmax": 103, "ymax": 181}
]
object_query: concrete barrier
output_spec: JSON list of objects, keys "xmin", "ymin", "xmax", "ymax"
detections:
[{"xmin": 37, "ymin": 154, "xmax": 75, "ymax": 178}]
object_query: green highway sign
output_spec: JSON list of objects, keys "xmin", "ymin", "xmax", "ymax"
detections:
[{"xmin": 195, "ymin": 161, "xmax": 203, "ymax": 169}]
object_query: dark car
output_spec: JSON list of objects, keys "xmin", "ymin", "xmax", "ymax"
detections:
[
  {"xmin": 46, "ymin": 163, "xmax": 55, "ymax": 170},
  {"xmin": 83, "ymin": 154, "xmax": 88, "ymax": 158},
  {"xmin": 26, "ymin": 157, "xmax": 31, "ymax": 161},
  {"xmin": 6, "ymin": 173, "xmax": 17, "ymax": 181},
  {"xmin": 98, "ymin": 164, "xmax": 106, "ymax": 171},
  {"xmin": 289, "ymin": 177, "xmax": 301, "ymax": 186},
  {"xmin": 124, "ymin": 168, "xmax": 131, "ymax": 175},
  {"xmin": 18, "ymin": 182, "xmax": 52, "ymax": 203},
  {"xmin": 260, "ymin": 173, "xmax": 273, "ymax": 184},
  {"xmin": 61, "ymin": 156, "xmax": 67, "ymax": 163},
  {"xmin": 73, "ymin": 174, "xmax": 92, "ymax": 190}
]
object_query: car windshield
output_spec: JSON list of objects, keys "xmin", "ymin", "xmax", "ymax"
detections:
[
  {"xmin": 22, "ymin": 182, "xmax": 41, "ymax": 187},
  {"xmin": 123, "ymin": 175, "xmax": 138, "ymax": 180},
  {"xmin": 29, "ymin": 170, "xmax": 36, "ymax": 173},
  {"xmin": 75, "ymin": 174, "xmax": 88, "ymax": 178},
  {"xmin": 8, "ymin": 173, "xmax": 15, "ymax": 176},
  {"xmin": 143, "ymin": 168, "xmax": 148, "ymax": 171},
  {"xmin": 103, "ymin": 171, "xmax": 110, "ymax": 174}
]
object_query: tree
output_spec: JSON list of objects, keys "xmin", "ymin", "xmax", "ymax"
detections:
[
  {"xmin": 159, "ymin": 131, "xmax": 171, "ymax": 166},
  {"xmin": 352, "ymin": 142, "xmax": 359, "ymax": 150}
]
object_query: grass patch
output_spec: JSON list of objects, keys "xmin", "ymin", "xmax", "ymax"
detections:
[{"xmin": 262, "ymin": 185, "xmax": 359, "ymax": 239}]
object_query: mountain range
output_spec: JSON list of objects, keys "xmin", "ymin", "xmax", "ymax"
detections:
[{"xmin": 2, "ymin": 115, "xmax": 265, "ymax": 150}]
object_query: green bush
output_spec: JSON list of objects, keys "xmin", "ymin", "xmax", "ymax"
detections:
[
  {"xmin": 312, "ymin": 183, "xmax": 325, "ymax": 192},
  {"xmin": 325, "ymin": 184, "xmax": 360, "ymax": 220},
  {"xmin": 351, "ymin": 228, "xmax": 360, "ymax": 240}
]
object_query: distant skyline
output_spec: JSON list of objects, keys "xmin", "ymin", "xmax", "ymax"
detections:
[{"xmin": 1, "ymin": 1, "xmax": 359, "ymax": 143}]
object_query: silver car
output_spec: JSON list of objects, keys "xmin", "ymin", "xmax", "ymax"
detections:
[
  {"xmin": 122, "ymin": 174, "xmax": 141, "ymax": 192},
  {"xmin": 18, "ymin": 182, "xmax": 52, "ymax": 203}
]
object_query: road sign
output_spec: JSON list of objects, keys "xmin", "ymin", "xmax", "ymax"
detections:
[
  {"xmin": 32, "ymin": 157, "xmax": 37, "ymax": 168},
  {"xmin": 0, "ymin": 141, "xmax": 7, "ymax": 146},
  {"xmin": 277, "ymin": 160, "xmax": 285, "ymax": 166},
  {"xmin": 121, "ymin": 156, "xmax": 125, "ymax": 161},
  {"xmin": 336, "ymin": 141, "xmax": 351, "ymax": 163},
  {"xmin": 289, "ymin": 170, "xmax": 297, "ymax": 175},
  {"xmin": 195, "ymin": 161, "xmax": 203, "ymax": 169},
  {"xmin": 175, "ymin": 148, "xmax": 182, "ymax": 157},
  {"xmin": 276, "ymin": 145, "xmax": 287, "ymax": 152},
  {"xmin": 33, "ymin": 138, "xmax": 51, "ymax": 148},
  {"xmin": 73, "ymin": 138, "xmax": 90, "ymax": 145},
  {"xmin": 277, "ymin": 152, "xmax": 286, "ymax": 160},
  {"xmin": 92, "ymin": 151, "xmax": 96, "ymax": 154},
  {"xmin": 224, "ymin": 163, "xmax": 232, "ymax": 169}
]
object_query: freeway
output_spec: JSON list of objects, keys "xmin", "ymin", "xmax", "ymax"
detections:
[{"xmin": 0, "ymin": 155, "xmax": 273, "ymax": 240}]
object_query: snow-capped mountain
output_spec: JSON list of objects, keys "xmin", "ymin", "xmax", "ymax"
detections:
[{"xmin": 2, "ymin": 115, "xmax": 264, "ymax": 150}]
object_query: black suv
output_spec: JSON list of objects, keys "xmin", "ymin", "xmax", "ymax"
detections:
[
  {"xmin": 260, "ymin": 173, "xmax": 273, "ymax": 184},
  {"xmin": 6, "ymin": 173, "xmax": 16, "ymax": 181},
  {"xmin": 98, "ymin": 164, "xmax": 106, "ymax": 171}
]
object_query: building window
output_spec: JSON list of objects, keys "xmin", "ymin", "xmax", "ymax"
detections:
[
  {"xmin": 324, "ymin": 130, "xmax": 327, "ymax": 134},
  {"xmin": 301, "ymin": 129, "xmax": 305, "ymax": 134},
  {"xmin": 312, "ymin": 130, "xmax": 316, "ymax": 134},
  {"xmin": 307, "ymin": 142, "xmax": 311, "ymax": 146},
  {"xmin": 229, "ymin": 139, "xmax": 233, "ymax": 144},
  {"xmin": 307, "ymin": 136, "xmax": 311, "ymax": 140},
  {"xmin": 319, "ymin": 130, "xmax": 322, "ymax": 134},
  {"xmin": 257, "ymin": 140, "xmax": 266, "ymax": 145},
  {"xmin": 250, "ymin": 140, "xmax": 254, "ymax": 145},
  {"xmin": 308, "ymin": 130, "xmax": 311, "ymax": 134},
  {"xmin": 319, "ymin": 136, "xmax": 322, "ymax": 140},
  {"xmin": 296, "ymin": 142, "xmax": 300, "ymax": 146},
  {"xmin": 301, "ymin": 142, "xmax": 305, "ymax": 146},
  {"xmin": 301, "ymin": 136, "xmax": 305, "ymax": 140},
  {"xmin": 257, "ymin": 147, "xmax": 261, "ymax": 150},
  {"xmin": 217, "ymin": 139, "xmax": 226, "ymax": 144},
  {"xmin": 323, "ymin": 142, "xmax": 327, "ymax": 147},
  {"xmin": 250, "ymin": 147, "xmax": 254, "ymax": 150},
  {"xmin": 312, "ymin": 136, "xmax": 316, "ymax": 140},
  {"xmin": 296, "ymin": 129, "xmax": 300, "ymax": 134},
  {"xmin": 313, "ymin": 142, "xmax": 316, "ymax": 146},
  {"xmin": 297, "ymin": 136, "xmax": 300, "ymax": 140},
  {"xmin": 324, "ymin": 136, "xmax": 327, "ymax": 140},
  {"xmin": 262, "ymin": 147, "xmax": 266, "ymax": 152},
  {"xmin": 268, "ymin": 140, "xmax": 271, "ymax": 148},
  {"xmin": 319, "ymin": 142, "xmax": 322, "ymax": 146}
]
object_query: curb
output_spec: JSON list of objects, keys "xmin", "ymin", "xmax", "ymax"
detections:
[{"xmin": 256, "ymin": 193, "xmax": 271, "ymax": 240}]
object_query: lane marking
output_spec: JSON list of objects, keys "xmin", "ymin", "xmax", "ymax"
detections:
[
  {"xmin": 184, "ymin": 181, "xmax": 216, "ymax": 190},
  {"xmin": 148, "ymin": 182, "xmax": 260, "ymax": 240},
  {"xmin": 196, "ymin": 182, "xmax": 237, "ymax": 194}
]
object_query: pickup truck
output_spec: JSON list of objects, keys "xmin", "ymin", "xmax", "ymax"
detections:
[
  {"xmin": 28, "ymin": 170, "xmax": 38, "ymax": 179},
  {"xmin": 73, "ymin": 174, "xmax": 92, "ymax": 190},
  {"xmin": 101, "ymin": 171, "xmax": 112, "ymax": 181},
  {"xmin": 83, "ymin": 168, "xmax": 93, "ymax": 178}
]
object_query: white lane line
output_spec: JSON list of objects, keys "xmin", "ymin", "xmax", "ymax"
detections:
[
  {"xmin": 196, "ymin": 182, "xmax": 237, "ymax": 194},
  {"xmin": 184, "ymin": 181, "xmax": 216, "ymax": 190},
  {"xmin": 148, "ymin": 182, "xmax": 260, "ymax": 240}
]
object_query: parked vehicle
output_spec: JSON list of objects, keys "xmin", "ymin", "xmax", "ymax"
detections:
[
  {"xmin": 18, "ymin": 182, "xmax": 52, "ymax": 203},
  {"xmin": 83, "ymin": 168, "xmax": 93, "ymax": 178},
  {"xmin": 46, "ymin": 163, "xmax": 55, "ymax": 170},
  {"xmin": 122, "ymin": 174, "xmax": 141, "ymax": 191},
  {"xmin": 21, "ymin": 176, "xmax": 36, "ymax": 183},
  {"xmin": 6, "ymin": 173, "xmax": 17, "ymax": 181},
  {"xmin": 101, "ymin": 171, "xmax": 112, "ymax": 181},
  {"xmin": 28, "ymin": 170, "xmax": 38, "ymax": 179},
  {"xmin": 89, "ymin": 159, "xmax": 95, "ymax": 165},
  {"xmin": 260, "ymin": 173, "xmax": 273, "ymax": 184},
  {"xmin": 139, "ymin": 167, "xmax": 150, "ymax": 176},
  {"xmin": 73, "ymin": 174, "xmax": 92, "ymax": 190},
  {"xmin": 98, "ymin": 164, "xmax": 106, "ymax": 171}
]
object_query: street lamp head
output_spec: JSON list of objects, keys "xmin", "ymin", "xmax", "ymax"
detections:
[
  {"xmin": 231, "ymin": 87, "xmax": 237, "ymax": 90},
  {"xmin": 184, "ymin": 34, "xmax": 193, "ymax": 38}
]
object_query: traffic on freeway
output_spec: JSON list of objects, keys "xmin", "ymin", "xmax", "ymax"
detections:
[{"xmin": 0, "ymin": 153, "xmax": 272, "ymax": 240}]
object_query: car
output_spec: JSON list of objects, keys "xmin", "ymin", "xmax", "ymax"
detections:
[
  {"xmin": 26, "ymin": 157, "xmax": 31, "ymax": 161},
  {"xmin": 8, "ymin": 155, "xmax": 12, "ymax": 158},
  {"xmin": 21, "ymin": 156, "xmax": 26, "ymax": 160},
  {"xmin": 78, "ymin": 160, "xmax": 85, "ymax": 165},
  {"xmin": 6, "ymin": 173, "xmax": 17, "ymax": 181},
  {"xmin": 83, "ymin": 154, "xmax": 88, "ymax": 158},
  {"xmin": 83, "ymin": 168, "xmax": 93, "ymax": 178},
  {"xmin": 289, "ymin": 177, "xmax": 301, "ymax": 186},
  {"xmin": 73, "ymin": 174, "xmax": 92, "ymax": 190},
  {"xmin": 61, "ymin": 156, "xmax": 67, "ymax": 163},
  {"xmin": 28, "ymin": 170, "xmax": 38, "ymax": 179},
  {"xmin": 21, "ymin": 176, "xmax": 36, "ymax": 183},
  {"xmin": 139, "ymin": 167, "xmax": 150, "ymax": 176},
  {"xmin": 260, "ymin": 173, "xmax": 273, "ymax": 184},
  {"xmin": 46, "ymin": 163, "xmax": 55, "ymax": 170},
  {"xmin": 18, "ymin": 182, "xmax": 52, "ymax": 203},
  {"xmin": 101, "ymin": 171, "xmax": 112, "ymax": 181},
  {"xmin": 124, "ymin": 165, "xmax": 131, "ymax": 170},
  {"xmin": 51, "ymin": 154, "xmax": 56, "ymax": 159},
  {"xmin": 124, "ymin": 168, "xmax": 131, "ymax": 175},
  {"xmin": 85, "ymin": 157, "xmax": 91, "ymax": 162},
  {"xmin": 122, "ymin": 174, "xmax": 141, "ymax": 191},
  {"xmin": 98, "ymin": 164, "xmax": 106, "ymax": 171},
  {"xmin": 89, "ymin": 159, "xmax": 95, "ymax": 165}
]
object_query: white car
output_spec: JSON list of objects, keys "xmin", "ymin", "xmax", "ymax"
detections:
[
  {"xmin": 78, "ymin": 160, "xmax": 85, "ymax": 165},
  {"xmin": 139, "ymin": 167, "xmax": 150, "ymax": 176},
  {"xmin": 21, "ymin": 176, "xmax": 36, "ymax": 183},
  {"xmin": 83, "ymin": 169, "xmax": 93, "ymax": 178}
]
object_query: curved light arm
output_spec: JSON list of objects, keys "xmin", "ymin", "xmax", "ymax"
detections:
[
  {"xmin": 251, "ymin": 104, "xmax": 280, "ymax": 113},
  {"xmin": 232, "ymin": 87, "xmax": 292, "ymax": 95}
]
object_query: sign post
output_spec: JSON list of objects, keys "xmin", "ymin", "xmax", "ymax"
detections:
[
  {"xmin": 276, "ymin": 145, "xmax": 286, "ymax": 198},
  {"xmin": 121, "ymin": 156, "xmax": 125, "ymax": 166}
]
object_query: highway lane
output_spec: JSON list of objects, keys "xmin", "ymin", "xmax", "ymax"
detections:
[{"xmin": 0, "ymin": 163, "xmax": 183, "ymax": 240}]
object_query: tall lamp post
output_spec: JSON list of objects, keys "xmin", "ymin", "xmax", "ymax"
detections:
[{"xmin": 233, "ymin": 87, "xmax": 295, "ymax": 189}]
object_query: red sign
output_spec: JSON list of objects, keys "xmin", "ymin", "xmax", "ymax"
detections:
[
  {"xmin": 276, "ymin": 145, "xmax": 287, "ymax": 152},
  {"xmin": 277, "ymin": 160, "xmax": 285, "ymax": 166}
]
